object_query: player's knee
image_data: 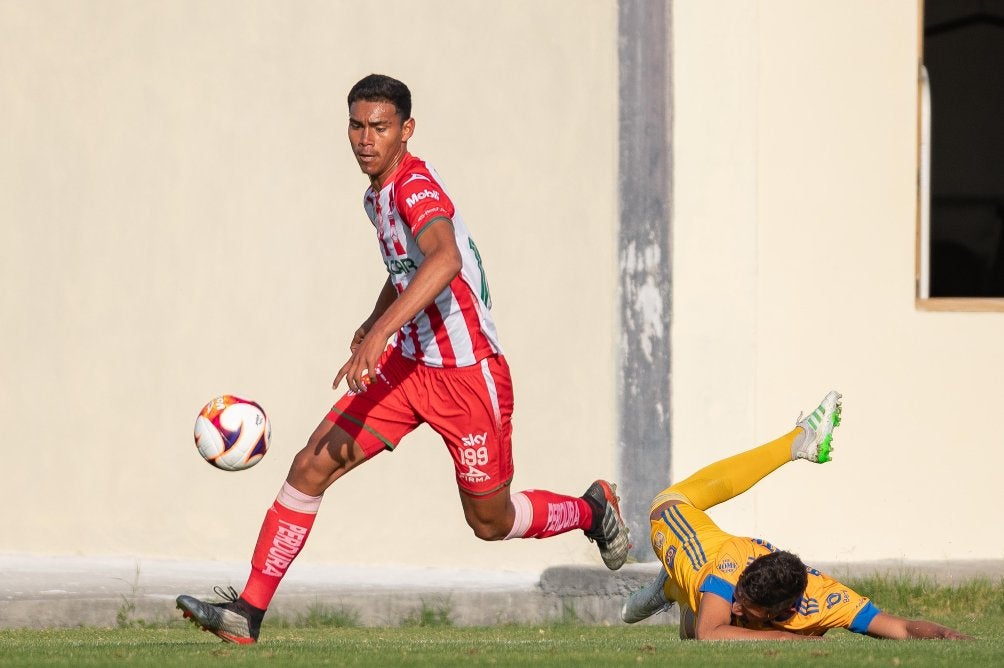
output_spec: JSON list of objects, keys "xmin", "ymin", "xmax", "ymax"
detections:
[
  {"xmin": 286, "ymin": 442, "xmax": 347, "ymax": 494},
  {"xmin": 679, "ymin": 608, "xmax": 696, "ymax": 640},
  {"xmin": 287, "ymin": 422, "xmax": 365, "ymax": 492},
  {"xmin": 649, "ymin": 496, "xmax": 688, "ymax": 523},
  {"xmin": 286, "ymin": 449, "xmax": 324, "ymax": 490},
  {"xmin": 466, "ymin": 517, "xmax": 509, "ymax": 541}
]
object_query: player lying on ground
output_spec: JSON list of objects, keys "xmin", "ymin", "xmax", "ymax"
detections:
[
  {"xmin": 175, "ymin": 74, "xmax": 629, "ymax": 644},
  {"xmin": 621, "ymin": 391, "xmax": 972, "ymax": 640}
]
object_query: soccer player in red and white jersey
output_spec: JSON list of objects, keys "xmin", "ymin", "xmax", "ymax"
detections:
[{"xmin": 176, "ymin": 74, "xmax": 630, "ymax": 644}]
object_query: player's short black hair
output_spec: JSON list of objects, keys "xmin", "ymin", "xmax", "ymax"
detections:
[
  {"xmin": 736, "ymin": 550, "xmax": 808, "ymax": 614},
  {"xmin": 347, "ymin": 74, "xmax": 412, "ymax": 121}
]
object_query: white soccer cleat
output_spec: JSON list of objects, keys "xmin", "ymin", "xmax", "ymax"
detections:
[
  {"xmin": 793, "ymin": 390, "xmax": 842, "ymax": 463},
  {"xmin": 621, "ymin": 569, "xmax": 674, "ymax": 624}
]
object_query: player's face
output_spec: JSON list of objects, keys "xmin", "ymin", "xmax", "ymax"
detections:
[
  {"xmin": 731, "ymin": 596, "xmax": 793, "ymax": 629},
  {"xmin": 348, "ymin": 100, "xmax": 414, "ymax": 188}
]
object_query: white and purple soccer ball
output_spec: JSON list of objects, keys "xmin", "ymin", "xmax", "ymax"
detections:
[{"xmin": 193, "ymin": 395, "xmax": 270, "ymax": 471}]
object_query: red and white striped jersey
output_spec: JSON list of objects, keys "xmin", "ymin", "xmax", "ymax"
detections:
[{"xmin": 363, "ymin": 153, "xmax": 502, "ymax": 368}]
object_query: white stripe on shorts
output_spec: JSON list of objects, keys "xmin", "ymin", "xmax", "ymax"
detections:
[{"xmin": 480, "ymin": 357, "xmax": 501, "ymax": 428}]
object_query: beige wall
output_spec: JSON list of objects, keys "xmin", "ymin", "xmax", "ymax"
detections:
[
  {"xmin": 3, "ymin": 0, "xmax": 998, "ymax": 574},
  {"xmin": 673, "ymin": 0, "xmax": 1003, "ymax": 561},
  {"xmin": 0, "ymin": 0, "xmax": 619, "ymax": 570}
]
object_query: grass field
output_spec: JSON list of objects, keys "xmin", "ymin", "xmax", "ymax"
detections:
[{"xmin": 0, "ymin": 576, "xmax": 1000, "ymax": 667}]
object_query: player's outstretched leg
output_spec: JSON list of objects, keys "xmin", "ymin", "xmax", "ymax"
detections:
[
  {"xmin": 175, "ymin": 478, "xmax": 324, "ymax": 644},
  {"xmin": 621, "ymin": 568, "xmax": 675, "ymax": 623},
  {"xmin": 176, "ymin": 586, "xmax": 265, "ymax": 645},
  {"xmin": 582, "ymin": 480, "xmax": 631, "ymax": 570},
  {"xmin": 649, "ymin": 390, "xmax": 843, "ymax": 513},
  {"xmin": 498, "ymin": 483, "xmax": 630, "ymax": 569}
]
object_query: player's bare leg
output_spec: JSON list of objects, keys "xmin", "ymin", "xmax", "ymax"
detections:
[
  {"xmin": 286, "ymin": 419, "xmax": 370, "ymax": 495},
  {"xmin": 178, "ymin": 418, "xmax": 367, "ymax": 644},
  {"xmin": 459, "ymin": 487, "xmax": 517, "ymax": 540}
]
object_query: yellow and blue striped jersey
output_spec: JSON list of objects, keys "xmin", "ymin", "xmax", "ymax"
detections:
[{"xmin": 651, "ymin": 504, "xmax": 880, "ymax": 635}]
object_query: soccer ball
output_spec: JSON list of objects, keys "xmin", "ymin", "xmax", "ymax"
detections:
[{"xmin": 193, "ymin": 395, "xmax": 270, "ymax": 471}]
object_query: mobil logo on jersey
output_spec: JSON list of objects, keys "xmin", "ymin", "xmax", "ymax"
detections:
[{"xmin": 405, "ymin": 188, "xmax": 440, "ymax": 209}]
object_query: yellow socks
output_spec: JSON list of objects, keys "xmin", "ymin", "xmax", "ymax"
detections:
[{"xmin": 654, "ymin": 429, "xmax": 800, "ymax": 511}]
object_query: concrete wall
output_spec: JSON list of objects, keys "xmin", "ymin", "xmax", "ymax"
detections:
[
  {"xmin": 672, "ymin": 0, "xmax": 1004, "ymax": 562},
  {"xmin": 0, "ymin": 0, "xmax": 619, "ymax": 571},
  {"xmin": 2, "ymin": 0, "xmax": 999, "ymax": 577}
]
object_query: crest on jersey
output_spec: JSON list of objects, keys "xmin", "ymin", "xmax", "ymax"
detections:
[
  {"xmin": 717, "ymin": 556, "xmax": 739, "ymax": 574},
  {"xmin": 664, "ymin": 545, "xmax": 677, "ymax": 570}
]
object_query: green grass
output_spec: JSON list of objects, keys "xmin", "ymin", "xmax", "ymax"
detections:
[
  {"xmin": 843, "ymin": 573, "xmax": 1004, "ymax": 620},
  {"xmin": 267, "ymin": 602, "xmax": 361, "ymax": 629},
  {"xmin": 0, "ymin": 576, "xmax": 1000, "ymax": 667},
  {"xmin": 0, "ymin": 625, "xmax": 999, "ymax": 667},
  {"xmin": 400, "ymin": 601, "xmax": 455, "ymax": 628}
]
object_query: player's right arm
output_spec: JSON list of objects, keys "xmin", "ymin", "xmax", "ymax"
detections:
[
  {"xmin": 864, "ymin": 612, "xmax": 973, "ymax": 640},
  {"xmin": 335, "ymin": 218, "xmax": 462, "ymax": 392},
  {"xmin": 349, "ymin": 277, "xmax": 398, "ymax": 353},
  {"xmin": 694, "ymin": 593, "xmax": 815, "ymax": 641}
]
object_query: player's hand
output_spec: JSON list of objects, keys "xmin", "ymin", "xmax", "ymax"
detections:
[
  {"xmin": 936, "ymin": 627, "xmax": 974, "ymax": 640},
  {"xmin": 349, "ymin": 325, "xmax": 367, "ymax": 353},
  {"xmin": 333, "ymin": 329, "xmax": 385, "ymax": 393}
]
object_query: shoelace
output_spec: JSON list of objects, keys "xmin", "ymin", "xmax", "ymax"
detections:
[{"xmin": 213, "ymin": 585, "xmax": 240, "ymax": 603}]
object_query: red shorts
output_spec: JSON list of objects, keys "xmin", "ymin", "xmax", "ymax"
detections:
[{"xmin": 328, "ymin": 348, "xmax": 515, "ymax": 497}]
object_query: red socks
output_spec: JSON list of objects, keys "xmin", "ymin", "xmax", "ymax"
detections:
[
  {"xmin": 504, "ymin": 489, "xmax": 594, "ymax": 539},
  {"xmin": 240, "ymin": 484, "xmax": 592, "ymax": 608},
  {"xmin": 240, "ymin": 482, "xmax": 321, "ymax": 610}
]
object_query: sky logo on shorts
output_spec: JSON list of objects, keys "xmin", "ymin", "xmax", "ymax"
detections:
[
  {"xmin": 462, "ymin": 432, "xmax": 488, "ymax": 447},
  {"xmin": 459, "ymin": 433, "xmax": 490, "ymax": 483}
]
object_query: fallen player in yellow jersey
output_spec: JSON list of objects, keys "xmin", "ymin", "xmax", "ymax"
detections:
[{"xmin": 622, "ymin": 391, "xmax": 972, "ymax": 641}]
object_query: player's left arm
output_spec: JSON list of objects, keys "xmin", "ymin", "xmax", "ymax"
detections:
[
  {"xmin": 335, "ymin": 218, "xmax": 461, "ymax": 392},
  {"xmin": 865, "ymin": 612, "xmax": 973, "ymax": 640}
]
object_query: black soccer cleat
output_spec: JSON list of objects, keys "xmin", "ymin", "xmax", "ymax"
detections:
[
  {"xmin": 582, "ymin": 480, "xmax": 631, "ymax": 570},
  {"xmin": 176, "ymin": 586, "xmax": 263, "ymax": 645}
]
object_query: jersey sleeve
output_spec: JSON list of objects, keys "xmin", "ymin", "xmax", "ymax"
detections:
[
  {"xmin": 810, "ymin": 572, "xmax": 882, "ymax": 634},
  {"xmin": 395, "ymin": 172, "xmax": 455, "ymax": 238}
]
